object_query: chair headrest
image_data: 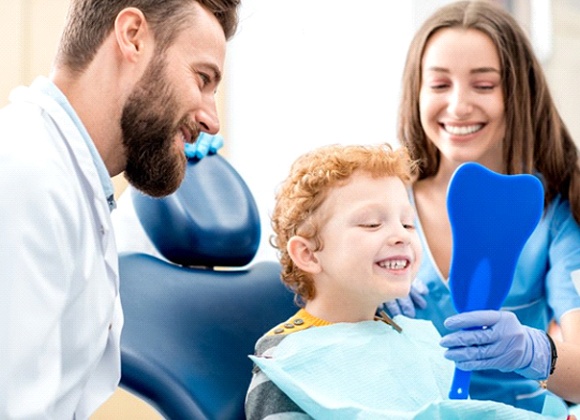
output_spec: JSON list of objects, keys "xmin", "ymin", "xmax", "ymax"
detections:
[{"xmin": 132, "ymin": 154, "xmax": 261, "ymax": 267}]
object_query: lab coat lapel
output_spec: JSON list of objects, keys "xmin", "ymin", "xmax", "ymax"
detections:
[{"xmin": 9, "ymin": 82, "xmax": 120, "ymax": 291}]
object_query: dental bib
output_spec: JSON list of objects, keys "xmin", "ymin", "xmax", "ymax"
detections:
[{"xmin": 250, "ymin": 316, "xmax": 567, "ymax": 419}]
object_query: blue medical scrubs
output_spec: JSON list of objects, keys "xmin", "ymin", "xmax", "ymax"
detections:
[{"xmin": 411, "ymin": 190, "xmax": 580, "ymax": 413}]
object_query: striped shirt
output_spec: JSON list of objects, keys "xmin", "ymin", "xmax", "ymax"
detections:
[{"xmin": 245, "ymin": 309, "xmax": 332, "ymax": 419}]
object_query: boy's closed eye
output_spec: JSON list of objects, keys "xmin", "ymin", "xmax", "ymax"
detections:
[{"xmin": 358, "ymin": 222, "xmax": 382, "ymax": 229}]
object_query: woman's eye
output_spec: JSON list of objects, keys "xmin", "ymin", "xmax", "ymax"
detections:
[{"xmin": 430, "ymin": 83, "xmax": 448, "ymax": 90}]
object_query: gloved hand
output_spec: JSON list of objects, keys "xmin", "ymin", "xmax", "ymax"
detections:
[
  {"xmin": 440, "ymin": 310, "xmax": 552, "ymax": 380},
  {"xmin": 379, "ymin": 280, "xmax": 428, "ymax": 318},
  {"xmin": 184, "ymin": 133, "xmax": 224, "ymax": 160}
]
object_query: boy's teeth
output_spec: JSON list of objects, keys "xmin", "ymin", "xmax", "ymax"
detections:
[
  {"xmin": 444, "ymin": 124, "xmax": 483, "ymax": 135},
  {"xmin": 379, "ymin": 260, "xmax": 408, "ymax": 270}
]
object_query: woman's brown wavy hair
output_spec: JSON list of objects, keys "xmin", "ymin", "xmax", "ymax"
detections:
[{"xmin": 398, "ymin": 0, "xmax": 580, "ymax": 223}]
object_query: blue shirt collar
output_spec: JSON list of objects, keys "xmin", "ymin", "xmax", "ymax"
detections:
[{"xmin": 33, "ymin": 77, "xmax": 117, "ymax": 211}]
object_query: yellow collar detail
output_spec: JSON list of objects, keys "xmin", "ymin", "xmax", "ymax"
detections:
[{"xmin": 266, "ymin": 308, "xmax": 333, "ymax": 336}]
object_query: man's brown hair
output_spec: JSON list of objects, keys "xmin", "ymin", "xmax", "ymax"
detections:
[{"xmin": 55, "ymin": 0, "xmax": 240, "ymax": 74}]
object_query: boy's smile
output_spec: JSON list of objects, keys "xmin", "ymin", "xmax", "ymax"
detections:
[{"xmin": 306, "ymin": 172, "xmax": 421, "ymax": 322}]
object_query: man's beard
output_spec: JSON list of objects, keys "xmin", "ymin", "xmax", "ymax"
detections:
[{"xmin": 121, "ymin": 56, "xmax": 195, "ymax": 197}]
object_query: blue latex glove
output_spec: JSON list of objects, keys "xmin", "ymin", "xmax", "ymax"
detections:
[
  {"xmin": 440, "ymin": 310, "xmax": 552, "ymax": 380},
  {"xmin": 184, "ymin": 133, "xmax": 224, "ymax": 160},
  {"xmin": 380, "ymin": 280, "xmax": 427, "ymax": 318}
]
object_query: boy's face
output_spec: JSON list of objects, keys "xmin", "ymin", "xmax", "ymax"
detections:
[{"xmin": 312, "ymin": 172, "xmax": 421, "ymax": 313}]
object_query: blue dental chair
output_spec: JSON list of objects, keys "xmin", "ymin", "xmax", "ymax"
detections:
[{"xmin": 118, "ymin": 154, "xmax": 296, "ymax": 420}]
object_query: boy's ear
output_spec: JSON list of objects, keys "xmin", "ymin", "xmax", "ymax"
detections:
[
  {"xmin": 287, "ymin": 236, "xmax": 321, "ymax": 274},
  {"xmin": 114, "ymin": 7, "xmax": 151, "ymax": 63}
]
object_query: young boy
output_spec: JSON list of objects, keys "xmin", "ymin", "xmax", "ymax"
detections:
[
  {"xmin": 245, "ymin": 143, "xmax": 426, "ymax": 417},
  {"xmin": 244, "ymin": 143, "xmax": 567, "ymax": 420}
]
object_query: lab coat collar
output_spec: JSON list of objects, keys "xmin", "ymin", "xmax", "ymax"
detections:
[{"xmin": 31, "ymin": 77, "xmax": 117, "ymax": 211}]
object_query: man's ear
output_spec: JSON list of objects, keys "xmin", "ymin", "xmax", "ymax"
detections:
[
  {"xmin": 287, "ymin": 236, "xmax": 321, "ymax": 274},
  {"xmin": 114, "ymin": 7, "xmax": 151, "ymax": 63}
]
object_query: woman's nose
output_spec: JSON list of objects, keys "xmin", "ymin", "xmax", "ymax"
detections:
[{"xmin": 447, "ymin": 87, "xmax": 473, "ymax": 118}]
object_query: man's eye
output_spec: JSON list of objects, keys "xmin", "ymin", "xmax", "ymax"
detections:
[{"xmin": 195, "ymin": 71, "xmax": 211, "ymax": 87}]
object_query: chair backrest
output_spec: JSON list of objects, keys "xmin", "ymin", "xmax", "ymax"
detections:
[{"xmin": 119, "ymin": 154, "xmax": 296, "ymax": 420}]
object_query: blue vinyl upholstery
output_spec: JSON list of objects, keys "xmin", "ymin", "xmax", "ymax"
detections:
[{"xmin": 118, "ymin": 155, "xmax": 296, "ymax": 419}]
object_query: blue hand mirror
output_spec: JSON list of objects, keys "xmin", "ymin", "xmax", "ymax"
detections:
[{"xmin": 446, "ymin": 162, "xmax": 544, "ymax": 399}]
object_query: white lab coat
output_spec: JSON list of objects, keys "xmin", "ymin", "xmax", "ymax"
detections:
[{"xmin": 0, "ymin": 78, "xmax": 123, "ymax": 419}]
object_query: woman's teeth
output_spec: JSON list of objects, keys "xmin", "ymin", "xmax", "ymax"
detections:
[{"xmin": 444, "ymin": 124, "xmax": 483, "ymax": 135}]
